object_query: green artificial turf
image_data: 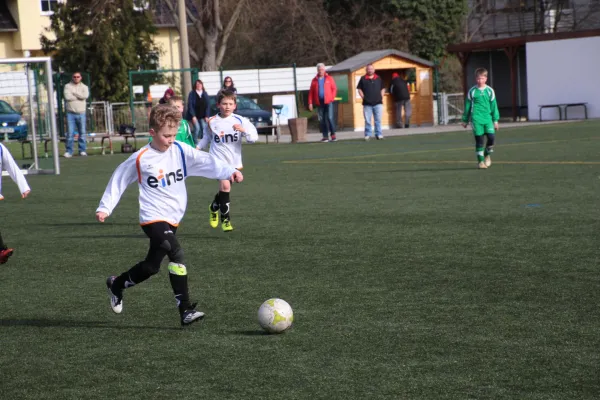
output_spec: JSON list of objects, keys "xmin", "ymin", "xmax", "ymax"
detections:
[{"xmin": 0, "ymin": 121, "xmax": 599, "ymax": 399}]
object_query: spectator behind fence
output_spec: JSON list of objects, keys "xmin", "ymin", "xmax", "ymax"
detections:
[
  {"xmin": 390, "ymin": 72, "xmax": 411, "ymax": 128},
  {"xmin": 222, "ymin": 76, "xmax": 237, "ymax": 94},
  {"xmin": 63, "ymin": 71, "xmax": 89, "ymax": 157},
  {"xmin": 356, "ymin": 64, "xmax": 385, "ymax": 140},
  {"xmin": 308, "ymin": 63, "xmax": 338, "ymax": 142},
  {"xmin": 159, "ymin": 88, "xmax": 175, "ymax": 104},
  {"xmin": 186, "ymin": 80, "xmax": 210, "ymax": 144}
]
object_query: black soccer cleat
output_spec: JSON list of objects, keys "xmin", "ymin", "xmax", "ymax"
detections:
[{"xmin": 180, "ymin": 302, "xmax": 205, "ymax": 326}]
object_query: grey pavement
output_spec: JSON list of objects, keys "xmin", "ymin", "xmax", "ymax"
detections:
[{"xmin": 271, "ymin": 120, "xmax": 579, "ymax": 144}]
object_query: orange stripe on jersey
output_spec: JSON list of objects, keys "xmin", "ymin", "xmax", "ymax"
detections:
[
  {"xmin": 136, "ymin": 148, "xmax": 149, "ymax": 183},
  {"xmin": 140, "ymin": 219, "xmax": 179, "ymax": 227}
]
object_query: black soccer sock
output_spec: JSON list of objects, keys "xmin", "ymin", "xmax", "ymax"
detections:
[
  {"xmin": 0, "ymin": 231, "xmax": 6, "ymax": 249},
  {"xmin": 485, "ymin": 134, "xmax": 495, "ymax": 156},
  {"xmin": 219, "ymin": 191, "xmax": 231, "ymax": 220},
  {"xmin": 113, "ymin": 260, "xmax": 158, "ymax": 292},
  {"xmin": 211, "ymin": 192, "xmax": 220, "ymax": 212},
  {"xmin": 168, "ymin": 262, "xmax": 191, "ymax": 310}
]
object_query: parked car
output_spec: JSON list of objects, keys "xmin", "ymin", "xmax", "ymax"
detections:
[
  {"xmin": 0, "ymin": 100, "xmax": 27, "ymax": 141},
  {"xmin": 208, "ymin": 94, "xmax": 272, "ymax": 134}
]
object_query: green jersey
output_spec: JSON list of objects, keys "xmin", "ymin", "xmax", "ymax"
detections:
[
  {"xmin": 176, "ymin": 119, "xmax": 195, "ymax": 147},
  {"xmin": 148, "ymin": 120, "xmax": 195, "ymax": 147},
  {"xmin": 462, "ymin": 85, "xmax": 500, "ymax": 125}
]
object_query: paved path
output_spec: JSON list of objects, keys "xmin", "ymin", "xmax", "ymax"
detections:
[{"xmin": 269, "ymin": 120, "xmax": 578, "ymax": 144}]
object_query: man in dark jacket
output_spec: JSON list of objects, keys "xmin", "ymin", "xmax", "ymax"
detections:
[
  {"xmin": 390, "ymin": 72, "xmax": 411, "ymax": 128},
  {"xmin": 357, "ymin": 64, "xmax": 386, "ymax": 140}
]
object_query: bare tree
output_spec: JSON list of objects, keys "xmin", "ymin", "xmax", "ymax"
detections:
[{"xmin": 163, "ymin": 0, "xmax": 246, "ymax": 71}]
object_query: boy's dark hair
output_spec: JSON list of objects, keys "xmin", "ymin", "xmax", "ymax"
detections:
[
  {"xmin": 217, "ymin": 89, "xmax": 237, "ymax": 104},
  {"xmin": 149, "ymin": 104, "xmax": 181, "ymax": 131},
  {"xmin": 475, "ymin": 68, "xmax": 488, "ymax": 77},
  {"xmin": 167, "ymin": 95, "xmax": 184, "ymax": 105}
]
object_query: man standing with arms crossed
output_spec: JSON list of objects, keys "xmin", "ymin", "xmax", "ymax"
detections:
[{"xmin": 63, "ymin": 72, "xmax": 89, "ymax": 157}]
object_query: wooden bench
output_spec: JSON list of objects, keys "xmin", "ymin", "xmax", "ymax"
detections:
[
  {"xmin": 565, "ymin": 103, "xmax": 588, "ymax": 120},
  {"xmin": 539, "ymin": 104, "xmax": 562, "ymax": 121},
  {"xmin": 257, "ymin": 125, "xmax": 281, "ymax": 144},
  {"xmin": 44, "ymin": 134, "xmax": 114, "ymax": 157},
  {"xmin": 539, "ymin": 103, "xmax": 588, "ymax": 121}
]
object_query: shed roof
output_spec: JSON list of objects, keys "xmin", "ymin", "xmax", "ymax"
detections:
[
  {"xmin": 447, "ymin": 28, "xmax": 600, "ymax": 53},
  {"xmin": 327, "ymin": 49, "xmax": 434, "ymax": 73},
  {"xmin": 152, "ymin": 0, "xmax": 199, "ymax": 27},
  {"xmin": 0, "ymin": 2, "xmax": 18, "ymax": 32}
]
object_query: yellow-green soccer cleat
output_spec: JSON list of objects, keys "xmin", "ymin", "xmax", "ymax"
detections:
[
  {"xmin": 484, "ymin": 155, "xmax": 492, "ymax": 167},
  {"xmin": 209, "ymin": 205, "xmax": 219, "ymax": 228},
  {"xmin": 221, "ymin": 218, "xmax": 234, "ymax": 232}
]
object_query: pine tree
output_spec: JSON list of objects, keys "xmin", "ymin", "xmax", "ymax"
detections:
[{"xmin": 41, "ymin": 0, "xmax": 160, "ymax": 102}]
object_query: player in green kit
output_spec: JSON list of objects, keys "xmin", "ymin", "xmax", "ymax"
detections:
[{"xmin": 461, "ymin": 68, "xmax": 500, "ymax": 169}]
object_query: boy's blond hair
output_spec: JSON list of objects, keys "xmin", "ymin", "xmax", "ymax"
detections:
[
  {"xmin": 167, "ymin": 95, "xmax": 183, "ymax": 105},
  {"xmin": 217, "ymin": 89, "xmax": 237, "ymax": 104},
  {"xmin": 149, "ymin": 104, "xmax": 181, "ymax": 131},
  {"xmin": 475, "ymin": 68, "xmax": 488, "ymax": 77}
]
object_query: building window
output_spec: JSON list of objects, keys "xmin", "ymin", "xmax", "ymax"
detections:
[{"xmin": 40, "ymin": 0, "xmax": 59, "ymax": 14}]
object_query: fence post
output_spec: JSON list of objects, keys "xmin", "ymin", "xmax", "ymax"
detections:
[
  {"xmin": 129, "ymin": 71, "xmax": 135, "ymax": 128},
  {"xmin": 434, "ymin": 59, "xmax": 442, "ymax": 126},
  {"xmin": 293, "ymin": 62, "xmax": 299, "ymax": 117}
]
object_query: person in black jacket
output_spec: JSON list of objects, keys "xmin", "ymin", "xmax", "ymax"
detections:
[
  {"xmin": 390, "ymin": 72, "xmax": 411, "ymax": 128},
  {"xmin": 356, "ymin": 64, "xmax": 386, "ymax": 140},
  {"xmin": 185, "ymin": 80, "xmax": 211, "ymax": 144}
]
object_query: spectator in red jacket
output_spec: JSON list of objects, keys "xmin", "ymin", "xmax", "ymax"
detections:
[{"xmin": 308, "ymin": 63, "xmax": 338, "ymax": 142}]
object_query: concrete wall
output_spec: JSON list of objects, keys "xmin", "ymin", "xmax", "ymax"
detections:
[{"xmin": 527, "ymin": 36, "xmax": 600, "ymax": 120}]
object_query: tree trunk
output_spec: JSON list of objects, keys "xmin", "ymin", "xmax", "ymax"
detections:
[{"xmin": 202, "ymin": 31, "xmax": 218, "ymax": 71}]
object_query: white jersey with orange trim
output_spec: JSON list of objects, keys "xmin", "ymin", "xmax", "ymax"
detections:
[
  {"xmin": 199, "ymin": 113, "xmax": 258, "ymax": 169},
  {"xmin": 0, "ymin": 143, "xmax": 30, "ymax": 199},
  {"xmin": 96, "ymin": 141, "xmax": 237, "ymax": 226}
]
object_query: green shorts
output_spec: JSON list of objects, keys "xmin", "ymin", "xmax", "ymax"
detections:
[{"xmin": 472, "ymin": 122, "xmax": 495, "ymax": 136}]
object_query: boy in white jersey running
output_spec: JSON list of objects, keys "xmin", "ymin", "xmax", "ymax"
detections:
[
  {"xmin": 198, "ymin": 90, "xmax": 258, "ymax": 232},
  {"xmin": 0, "ymin": 143, "xmax": 31, "ymax": 264},
  {"xmin": 97, "ymin": 104, "xmax": 243, "ymax": 326}
]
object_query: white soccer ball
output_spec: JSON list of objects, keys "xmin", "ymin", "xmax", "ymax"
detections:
[{"xmin": 258, "ymin": 298, "xmax": 294, "ymax": 334}]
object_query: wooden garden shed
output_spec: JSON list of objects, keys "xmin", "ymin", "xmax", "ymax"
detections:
[{"xmin": 327, "ymin": 49, "xmax": 435, "ymax": 130}]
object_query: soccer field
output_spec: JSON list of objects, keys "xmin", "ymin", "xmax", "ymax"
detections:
[{"xmin": 1, "ymin": 121, "xmax": 599, "ymax": 399}]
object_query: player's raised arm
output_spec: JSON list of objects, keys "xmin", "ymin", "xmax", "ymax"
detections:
[
  {"xmin": 242, "ymin": 117, "xmax": 258, "ymax": 143},
  {"xmin": 96, "ymin": 155, "xmax": 138, "ymax": 220},
  {"xmin": 0, "ymin": 143, "xmax": 30, "ymax": 197},
  {"xmin": 184, "ymin": 144, "xmax": 238, "ymax": 181}
]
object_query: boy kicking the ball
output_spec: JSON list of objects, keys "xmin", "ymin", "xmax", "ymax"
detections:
[
  {"xmin": 0, "ymin": 142, "xmax": 31, "ymax": 264},
  {"xmin": 461, "ymin": 68, "xmax": 500, "ymax": 169},
  {"xmin": 97, "ymin": 104, "xmax": 243, "ymax": 326},
  {"xmin": 198, "ymin": 90, "xmax": 258, "ymax": 232}
]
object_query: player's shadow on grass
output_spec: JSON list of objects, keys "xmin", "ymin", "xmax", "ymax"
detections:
[
  {"xmin": 0, "ymin": 318, "xmax": 181, "ymax": 331},
  {"xmin": 41, "ymin": 222, "xmax": 132, "ymax": 227}
]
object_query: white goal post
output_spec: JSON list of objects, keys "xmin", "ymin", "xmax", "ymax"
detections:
[{"xmin": 0, "ymin": 56, "xmax": 60, "ymax": 175}]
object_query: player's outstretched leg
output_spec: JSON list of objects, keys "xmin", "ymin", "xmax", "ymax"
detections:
[
  {"xmin": 106, "ymin": 276, "xmax": 123, "ymax": 314},
  {"xmin": 475, "ymin": 134, "xmax": 487, "ymax": 169},
  {"xmin": 484, "ymin": 133, "xmax": 495, "ymax": 167},
  {"xmin": 209, "ymin": 192, "xmax": 220, "ymax": 228},
  {"xmin": 219, "ymin": 190, "xmax": 233, "ymax": 232},
  {"xmin": 168, "ymin": 263, "xmax": 205, "ymax": 326},
  {"xmin": 0, "ymin": 231, "xmax": 14, "ymax": 264}
]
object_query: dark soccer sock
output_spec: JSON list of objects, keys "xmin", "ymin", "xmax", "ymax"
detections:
[
  {"xmin": 113, "ymin": 261, "xmax": 156, "ymax": 292},
  {"xmin": 484, "ymin": 134, "xmax": 495, "ymax": 156},
  {"xmin": 219, "ymin": 191, "xmax": 231, "ymax": 220},
  {"xmin": 211, "ymin": 192, "xmax": 220, "ymax": 212},
  {"xmin": 168, "ymin": 263, "xmax": 191, "ymax": 310},
  {"xmin": 0, "ymin": 231, "xmax": 6, "ymax": 249},
  {"xmin": 475, "ymin": 135, "xmax": 485, "ymax": 162}
]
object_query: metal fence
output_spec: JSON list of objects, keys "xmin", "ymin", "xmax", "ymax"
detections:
[{"xmin": 438, "ymin": 93, "xmax": 465, "ymax": 125}]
